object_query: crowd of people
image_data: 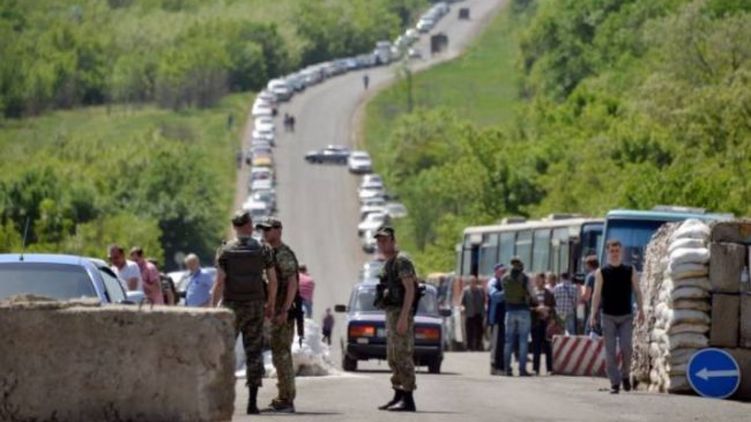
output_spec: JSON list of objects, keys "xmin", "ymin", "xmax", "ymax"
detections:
[{"xmin": 459, "ymin": 255, "xmax": 603, "ymax": 376}]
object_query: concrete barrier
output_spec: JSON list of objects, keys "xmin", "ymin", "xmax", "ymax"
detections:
[{"xmin": 0, "ymin": 296, "xmax": 235, "ymax": 421}]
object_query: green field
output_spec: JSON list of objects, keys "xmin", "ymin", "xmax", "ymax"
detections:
[{"xmin": 364, "ymin": 8, "xmax": 520, "ymax": 159}]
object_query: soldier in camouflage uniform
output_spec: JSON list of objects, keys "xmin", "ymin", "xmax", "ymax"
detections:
[
  {"xmin": 374, "ymin": 226, "xmax": 418, "ymax": 412},
  {"xmin": 211, "ymin": 210, "xmax": 278, "ymax": 415},
  {"xmin": 257, "ymin": 217, "xmax": 299, "ymax": 413}
]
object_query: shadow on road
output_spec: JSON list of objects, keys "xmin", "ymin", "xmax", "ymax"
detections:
[{"xmin": 260, "ymin": 411, "xmax": 343, "ymax": 416}]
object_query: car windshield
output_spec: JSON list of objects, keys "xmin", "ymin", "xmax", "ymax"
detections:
[
  {"xmin": 0, "ymin": 262, "xmax": 97, "ymax": 301},
  {"xmin": 352, "ymin": 287, "xmax": 439, "ymax": 315},
  {"xmin": 603, "ymin": 219, "xmax": 669, "ymax": 272}
]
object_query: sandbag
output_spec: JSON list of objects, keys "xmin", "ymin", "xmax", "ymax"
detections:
[
  {"xmin": 667, "ymin": 323, "xmax": 709, "ymax": 335},
  {"xmin": 669, "ymin": 247, "xmax": 710, "ymax": 265},
  {"xmin": 671, "ymin": 220, "xmax": 710, "ymax": 242},
  {"xmin": 668, "ymin": 262, "xmax": 709, "ymax": 280},
  {"xmin": 668, "ymin": 363, "xmax": 688, "ymax": 376},
  {"xmin": 668, "ymin": 238, "xmax": 706, "ymax": 254},
  {"xmin": 672, "ymin": 299, "xmax": 711, "ymax": 312},
  {"xmin": 651, "ymin": 328, "xmax": 668, "ymax": 343},
  {"xmin": 671, "ymin": 308, "xmax": 710, "ymax": 324},
  {"xmin": 672, "ymin": 277, "xmax": 711, "ymax": 291},
  {"xmin": 671, "ymin": 286, "xmax": 710, "ymax": 301},
  {"xmin": 668, "ymin": 376, "xmax": 692, "ymax": 392},
  {"xmin": 668, "ymin": 332, "xmax": 709, "ymax": 350},
  {"xmin": 670, "ymin": 348, "xmax": 698, "ymax": 365},
  {"xmin": 649, "ymin": 342, "xmax": 662, "ymax": 358}
]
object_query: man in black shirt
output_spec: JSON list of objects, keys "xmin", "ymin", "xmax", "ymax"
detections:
[{"xmin": 590, "ymin": 240, "xmax": 644, "ymax": 394}]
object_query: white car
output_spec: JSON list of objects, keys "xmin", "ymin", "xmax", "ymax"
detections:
[
  {"xmin": 254, "ymin": 116, "xmax": 275, "ymax": 132},
  {"xmin": 250, "ymin": 178, "xmax": 273, "ymax": 192},
  {"xmin": 348, "ymin": 151, "xmax": 373, "ymax": 174},
  {"xmin": 360, "ymin": 204, "xmax": 386, "ymax": 220},
  {"xmin": 267, "ymin": 79, "xmax": 292, "ymax": 101},
  {"xmin": 249, "ymin": 167, "xmax": 274, "ymax": 182},
  {"xmin": 405, "ymin": 28, "xmax": 419, "ymax": 42},
  {"xmin": 252, "ymin": 128, "xmax": 275, "ymax": 145},
  {"xmin": 242, "ymin": 198, "xmax": 270, "ymax": 219},
  {"xmin": 361, "ymin": 229, "xmax": 377, "ymax": 253},
  {"xmin": 417, "ymin": 18, "xmax": 434, "ymax": 33},
  {"xmin": 385, "ymin": 202, "xmax": 408, "ymax": 219},
  {"xmin": 252, "ymin": 101, "xmax": 273, "ymax": 118},
  {"xmin": 361, "ymin": 196, "xmax": 385, "ymax": 207},
  {"xmin": 359, "ymin": 189, "xmax": 384, "ymax": 203},
  {"xmin": 359, "ymin": 178, "xmax": 384, "ymax": 191},
  {"xmin": 362, "ymin": 174, "xmax": 383, "ymax": 185},
  {"xmin": 358, "ymin": 212, "xmax": 389, "ymax": 236}
]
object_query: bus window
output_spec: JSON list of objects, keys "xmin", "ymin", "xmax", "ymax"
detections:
[
  {"xmin": 603, "ymin": 219, "xmax": 665, "ymax": 272},
  {"xmin": 552, "ymin": 227, "xmax": 568, "ymax": 275},
  {"xmin": 479, "ymin": 233, "xmax": 499, "ymax": 277},
  {"xmin": 499, "ymin": 232, "xmax": 515, "ymax": 267},
  {"xmin": 515, "ymin": 230, "xmax": 532, "ymax": 268},
  {"xmin": 579, "ymin": 222, "xmax": 603, "ymax": 274},
  {"xmin": 532, "ymin": 229, "xmax": 551, "ymax": 273}
]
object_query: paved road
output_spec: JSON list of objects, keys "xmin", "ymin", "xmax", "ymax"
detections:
[{"xmin": 230, "ymin": 0, "xmax": 751, "ymax": 419}]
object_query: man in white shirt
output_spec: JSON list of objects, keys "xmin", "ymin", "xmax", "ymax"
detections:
[{"xmin": 108, "ymin": 244, "xmax": 142, "ymax": 292}]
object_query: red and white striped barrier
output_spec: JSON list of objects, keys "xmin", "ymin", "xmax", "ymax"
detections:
[{"xmin": 552, "ymin": 335, "xmax": 621, "ymax": 377}]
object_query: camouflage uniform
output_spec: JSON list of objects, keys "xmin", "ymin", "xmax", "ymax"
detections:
[
  {"xmin": 216, "ymin": 238, "xmax": 275, "ymax": 388},
  {"xmin": 271, "ymin": 242, "xmax": 299, "ymax": 403},
  {"xmin": 383, "ymin": 255, "xmax": 417, "ymax": 392}
]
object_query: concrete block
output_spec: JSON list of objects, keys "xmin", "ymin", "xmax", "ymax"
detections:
[
  {"xmin": 723, "ymin": 349, "xmax": 751, "ymax": 400},
  {"xmin": 0, "ymin": 297, "xmax": 236, "ymax": 422},
  {"xmin": 711, "ymin": 220, "xmax": 751, "ymax": 244},
  {"xmin": 709, "ymin": 242, "xmax": 746, "ymax": 293},
  {"xmin": 710, "ymin": 294, "xmax": 740, "ymax": 348},
  {"xmin": 741, "ymin": 294, "xmax": 751, "ymax": 349}
]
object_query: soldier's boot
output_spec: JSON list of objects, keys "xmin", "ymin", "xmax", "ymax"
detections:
[
  {"xmin": 247, "ymin": 386, "xmax": 260, "ymax": 415},
  {"xmin": 378, "ymin": 389, "xmax": 403, "ymax": 410},
  {"xmin": 387, "ymin": 391, "xmax": 416, "ymax": 412}
]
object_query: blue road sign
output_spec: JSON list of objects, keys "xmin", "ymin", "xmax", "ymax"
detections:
[{"xmin": 687, "ymin": 348, "xmax": 741, "ymax": 399}]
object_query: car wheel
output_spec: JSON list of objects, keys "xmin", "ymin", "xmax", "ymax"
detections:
[
  {"xmin": 342, "ymin": 355, "xmax": 358, "ymax": 372},
  {"xmin": 428, "ymin": 357, "xmax": 442, "ymax": 374}
]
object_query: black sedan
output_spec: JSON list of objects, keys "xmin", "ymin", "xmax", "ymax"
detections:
[
  {"xmin": 335, "ymin": 281, "xmax": 448, "ymax": 373},
  {"xmin": 304, "ymin": 145, "xmax": 350, "ymax": 164}
]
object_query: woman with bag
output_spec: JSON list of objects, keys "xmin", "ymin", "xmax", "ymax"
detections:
[{"xmin": 531, "ymin": 272, "xmax": 557, "ymax": 375}]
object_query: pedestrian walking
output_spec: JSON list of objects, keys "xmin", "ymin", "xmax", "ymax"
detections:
[
  {"xmin": 289, "ymin": 115, "xmax": 296, "ymax": 132},
  {"xmin": 184, "ymin": 253, "xmax": 214, "ymax": 307},
  {"xmin": 461, "ymin": 276, "xmax": 485, "ymax": 351},
  {"xmin": 552, "ymin": 272, "xmax": 579, "ymax": 335},
  {"xmin": 581, "ymin": 255, "xmax": 600, "ymax": 335},
  {"xmin": 298, "ymin": 263, "xmax": 315, "ymax": 318},
  {"xmin": 531, "ymin": 272, "xmax": 555, "ymax": 375},
  {"xmin": 502, "ymin": 256, "xmax": 536, "ymax": 376},
  {"xmin": 130, "ymin": 247, "xmax": 164, "ymax": 305},
  {"xmin": 108, "ymin": 244, "xmax": 142, "ymax": 293},
  {"xmin": 590, "ymin": 240, "xmax": 644, "ymax": 394},
  {"xmin": 487, "ymin": 263, "xmax": 507, "ymax": 374},
  {"xmin": 212, "ymin": 210, "xmax": 278, "ymax": 415},
  {"xmin": 374, "ymin": 226, "xmax": 417, "ymax": 412},
  {"xmin": 363, "ymin": 74, "xmax": 370, "ymax": 90},
  {"xmin": 258, "ymin": 217, "xmax": 300, "ymax": 413},
  {"xmin": 283, "ymin": 113, "xmax": 291, "ymax": 132},
  {"xmin": 322, "ymin": 308, "xmax": 334, "ymax": 346}
]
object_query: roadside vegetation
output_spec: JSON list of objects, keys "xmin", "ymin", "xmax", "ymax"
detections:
[
  {"xmin": 0, "ymin": 0, "xmax": 428, "ymax": 268},
  {"xmin": 363, "ymin": 0, "xmax": 751, "ymax": 273}
]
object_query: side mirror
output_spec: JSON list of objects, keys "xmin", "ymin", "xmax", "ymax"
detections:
[
  {"xmin": 439, "ymin": 308, "xmax": 452, "ymax": 318},
  {"xmin": 334, "ymin": 304, "xmax": 348, "ymax": 313},
  {"xmin": 126, "ymin": 290, "xmax": 145, "ymax": 304}
]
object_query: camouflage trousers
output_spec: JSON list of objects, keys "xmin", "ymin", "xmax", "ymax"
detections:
[
  {"xmin": 270, "ymin": 319, "xmax": 296, "ymax": 402},
  {"xmin": 225, "ymin": 300, "xmax": 265, "ymax": 387},
  {"xmin": 386, "ymin": 308, "xmax": 416, "ymax": 391}
]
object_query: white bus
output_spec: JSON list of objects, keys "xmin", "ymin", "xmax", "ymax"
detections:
[{"xmin": 457, "ymin": 214, "xmax": 604, "ymax": 281}]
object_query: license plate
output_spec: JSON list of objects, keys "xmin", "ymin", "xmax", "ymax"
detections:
[{"xmin": 357, "ymin": 338, "xmax": 369, "ymax": 344}]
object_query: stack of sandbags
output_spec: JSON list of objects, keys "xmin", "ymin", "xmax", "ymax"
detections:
[
  {"xmin": 633, "ymin": 223, "xmax": 677, "ymax": 388},
  {"xmin": 649, "ymin": 219, "xmax": 712, "ymax": 393}
]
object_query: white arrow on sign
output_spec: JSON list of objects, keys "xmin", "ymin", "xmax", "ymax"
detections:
[{"xmin": 696, "ymin": 367, "xmax": 740, "ymax": 381}]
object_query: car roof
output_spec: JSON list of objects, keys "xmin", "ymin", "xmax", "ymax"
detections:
[{"xmin": 0, "ymin": 253, "xmax": 93, "ymax": 266}]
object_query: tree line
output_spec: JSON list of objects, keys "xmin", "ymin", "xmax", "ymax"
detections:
[
  {"xmin": 0, "ymin": 0, "xmax": 427, "ymax": 117},
  {"xmin": 371, "ymin": 0, "xmax": 751, "ymax": 273}
]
